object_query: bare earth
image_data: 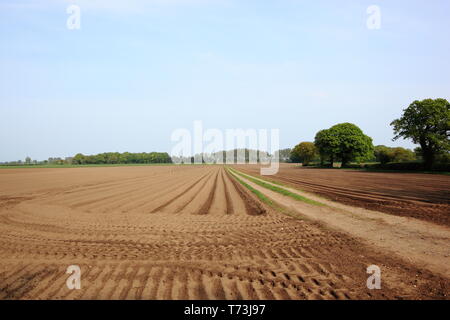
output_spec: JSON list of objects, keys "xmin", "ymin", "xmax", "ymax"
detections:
[
  {"xmin": 230, "ymin": 168, "xmax": 450, "ymax": 278},
  {"xmin": 236, "ymin": 164, "xmax": 450, "ymax": 227},
  {"xmin": 0, "ymin": 165, "xmax": 448, "ymax": 299}
]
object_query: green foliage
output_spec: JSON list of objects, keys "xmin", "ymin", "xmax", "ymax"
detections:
[
  {"xmin": 391, "ymin": 147, "xmax": 416, "ymax": 162},
  {"xmin": 274, "ymin": 148, "xmax": 292, "ymax": 163},
  {"xmin": 314, "ymin": 129, "xmax": 339, "ymax": 166},
  {"xmin": 374, "ymin": 145, "xmax": 391, "ymax": 164},
  {"xmin": 315, "ymin": 123, "xmax": 374, "ymax": 167},
  {"xmin": 290, "ymin": 142, "xmax": 317, "ymax": 165},
  {"xmin": 437, "ymin": 152, "xmax": 450, "ymax": 164},
  {"xmin": 391, "ymin": 98, "xmax": 450, "ymax": 169},
  {"xmin": 374, "ymin": 145, "xmax": 416, "ymax": 164},
  {"xmin": 329, "ymin": 123, "xmax": 374, "ymax": 167},
  {"xmin": 48, "ymin": 157, "xmax": 66, "ymax": 165},
  {"xmin": 72, "ymin": 152, "xmax": 172, "ymax": 165},
  {"xmin": 72, "ymin": 153, "xmax": 86, "ymax": 165}
]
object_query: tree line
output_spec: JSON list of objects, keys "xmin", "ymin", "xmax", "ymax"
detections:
[
  {"xmin": 72, "ymin": 152, "xmax": 172, "ymax": 164},
  {"xmin": 290, "ymin": 98, "xmax": 449, "ymax": 170},
  {"xmin": 2, "ymin": 98, "xmax": 448, "ymax": 170},
  {"xmin": 0, "ymin": 152, "xmax": 173, "ymax": 166},
  {"xmin": 171, "ymin": 149, "xmax": 271, "ymax": 164}
]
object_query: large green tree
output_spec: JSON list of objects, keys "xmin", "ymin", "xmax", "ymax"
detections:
[
  {"xmin": 391, "ymin": 98, "xmax": 450, "ymax": 170},
  {"xmin": 314, "ymin": 129, "xmax": 339, "ymax": 166},
  {"xmin": 315, "ymin": 123, "xmax": 373, "ymax": 167},
  {"xmin": 72, "ymin": 153, "xmax": 86, "ymax": 165},
  {"xmin": 291, "ymin": 142, "xmax": 317, "ymax": 165},
  {"xmin": 329, "ymin": 123, "xmax": 374, "ymax": 167}
]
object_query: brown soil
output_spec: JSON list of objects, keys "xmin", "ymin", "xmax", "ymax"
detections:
[
  {"xmin": 0, "ymin": 165, "xmax": 448, "ymax": 300},
  {"xmin": 235, "ymin": 164, "xmax": 450, "ymax": 227},
  {"xmin": 229, "ymin": 169, "xmax": 450, "ymax": 279}
]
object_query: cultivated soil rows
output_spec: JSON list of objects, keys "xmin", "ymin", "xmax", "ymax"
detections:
[
  {"xmin": 229, "ymin": 168, "xmax": 450, "ymax": 279},
  {"xmin": 235, "ymin": 164, "xmax": 450, "ymax": 227},
  {"xmin": 0, "ymin": 165, "xmax": 448, "ymax": 299}
]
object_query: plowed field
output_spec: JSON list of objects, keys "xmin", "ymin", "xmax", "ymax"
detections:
[
  {"xmin": 235, "ymin": 164, "xmax": 450, "ymax": 227},
  {"xmin": 0, "ymin": 166, "xmax": 448, "ymax": 299}
]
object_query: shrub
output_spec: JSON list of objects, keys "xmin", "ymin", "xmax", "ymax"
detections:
[{"xmin": 363, "ymin": 162, "xmax": 450, "ymax": 172}]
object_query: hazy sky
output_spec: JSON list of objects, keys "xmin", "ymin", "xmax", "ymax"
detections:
[{"xmin": 1, "ymin": 0, "xmax": 449, "ymax": 161}]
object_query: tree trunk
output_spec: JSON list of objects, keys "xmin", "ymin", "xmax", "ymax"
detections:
[
  {"xmin": 423, "ymin": 151, "xmax": 434, "ymax": 170},
  {"xmin": 420, "ymin": 141, "xmax": 434, "ymax": 170}
]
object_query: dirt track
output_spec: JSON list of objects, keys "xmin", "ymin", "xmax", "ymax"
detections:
[
  {"xmin": 0, "ymin": 166, "xmax": 448, "ymax": 299},
  {"xmin": 235, "ymin": 164, "xmax": 450, "ymax": 227}
]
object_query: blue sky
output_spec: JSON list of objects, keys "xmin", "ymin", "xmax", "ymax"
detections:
[{"xmin": 1, "ymin": 0, "xmax": 449, "ymax": 161}]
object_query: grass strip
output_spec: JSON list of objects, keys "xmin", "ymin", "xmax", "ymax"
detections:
[
  {"xmin": 242, "ymin": 173, "xmax": 328, "ymax": 201},
  {"xmin": 228, "ymin": 167, "xmax": 324, "ymax": 207},
  {"xmin": 226, "ymin": 167, "xmax": 312, "ymax": 221},
  {"xmin": 226, "ymin": 168, "xmax": 275, "ymax": 206}
]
